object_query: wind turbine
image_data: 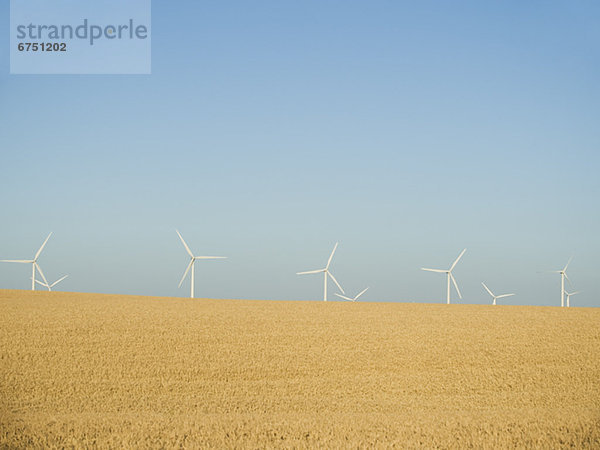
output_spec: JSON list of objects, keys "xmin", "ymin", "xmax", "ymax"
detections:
[
  {"xmin": 481, "ymin": 282, "xmax": 514, "ymax": 305},
  {"xmin": 335, "ymin": 287, "xmax": 369, "ymax": 302},
  {"xmin": 34, "ymin": 275, "xmax": 69, "ymax": 292},
  {"xmin": 565, "ymin": 290, "xmax": 580, "ymax": 308},
  {"xmin": 176, "ymin": 230, "xmax": 226, "ymax": 299},
  {"xmin": 1, "ymin": 233, "xmax": 51, "ymax": 290},
  {"xmin": 421, "ymin": 249, "xmax": 466, "ymax": 304},
  {"xmin": 551, "ymin": 257, "xmax": 572, "ymax": 307},
  {"xmin": 297, "ymin": 243, "xmax": 345, "ymax": 301}
]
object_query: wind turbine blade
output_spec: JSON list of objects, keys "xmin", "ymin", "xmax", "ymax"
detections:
[
  {"xmin": 450, "ymin": 273, "xmax": 462, "ymax": 299},
  {"xmin": 449, "ymin": 248, "xmax": 466, "ymax": 271},
  {"xmin": 481, "ymin": 282, "xmax": 494, "ymax": 297},
  {"xmin": 421, "ymin": 268, "xmax": 446, "ymax": 273},
  {"xmin": 33, "ymin": 278, "xmax": 48, "ymax": 288},
  {"xmin": 178, "ymin": 260, "xmax": 193, "ymax": 288},
  {"xmin": 570, "ymin": 291, "xmax": 581, "ymax": 296},
  {"xmin": 334, "ymin": 293, "xmax": 353, "ymax": 301},
  {"xmin": 563, "ymin": 256, "xmax": 573, "ymax": 272},
  {"xmin": 564, "ymin": 272, "xmax": 573, "ymax": 287},
  {"xmin": 34, "ymin": 232, "xmax": 53, "ymax": 260},
  {"xmin": 51, "ymin": 275, "xmax": 69, "ymax": 288},
  {"xmin": 355, "ymin": 287, "xmax": 369, "ymax": 300},
  {"xmin": 327, "ymin": 271, "xmax": 345, "ymax": 294},
  {"xmin": 194, "ymin": 256, "xmax": 227, "ymax": 259},
  {"xmin": 176, "ymin": 230, "xmax": 194, "ymax": 258},
  {"xmin": 326, "ymin": 242, "xmax": 339, "ymax": 270},
  {"xmin": 0, "ymin": 260, "xmax": 32, "ymax": 263},
  {"xmin": 34, "ymin": 263, "xmax": 49, "ymax": 286},
  {"xmin": 496, "ymin": 293, "xmax": 515, "ymax": 298},
  {"xmin": 296, "ymin": 269, "xmax": 325, "ymax": 275}
]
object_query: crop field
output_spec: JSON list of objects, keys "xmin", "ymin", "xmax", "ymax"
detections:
[{"xmin": 1, "ymin": 289, "xmax": 599, "ymax": 448}]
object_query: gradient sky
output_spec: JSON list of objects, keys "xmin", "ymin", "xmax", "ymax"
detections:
[{"xmin": 1, "ymin": 1, "xmax": 599, "ymax": 306}]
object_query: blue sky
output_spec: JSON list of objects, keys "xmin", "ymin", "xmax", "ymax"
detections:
[{"xmin": 1, "ymin": 1, "xmax": 599, "ymax": 306}]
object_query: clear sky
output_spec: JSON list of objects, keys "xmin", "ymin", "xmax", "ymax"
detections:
[{"xmin": 1, "ymin": 1, "xmax": 599, "ymax": 306}]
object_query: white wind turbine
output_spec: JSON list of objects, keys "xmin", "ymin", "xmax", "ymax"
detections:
[
  {"xmin": 297, "ymin": 243, "xmax": 345, "ymax": 302},
  {"xmin": 421, "ymin": 249, "xmax": 466, "ymax": 304},
  {"xmin": 1, "ymin": 233, "xmax": 51, "ymax": 290},
  {"xmin": 176, "ymin": 230, "xmax": 227, "ymax": 299},
  {"xmin": 565, "ymin": 290, "xmax": 580, "ymax": 308},
  {"xmin": 34, "ymin": 275, "xmax": 69, "ymax": 292},
  {"xmin": 335, "ymin": 287, "xmax": 369, "ymax": 302},
  {"xmin": 481, "ymin": 282, "xmax": 514, "ymax": 305},
  {"xmin": 551, "ymin": 257, "xmax": 572, "ymax": 307}
]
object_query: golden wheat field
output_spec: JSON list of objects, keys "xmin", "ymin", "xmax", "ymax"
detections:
[{"xmin": 1, "ymin": 290, "xmax": 599, "ymax": 448}]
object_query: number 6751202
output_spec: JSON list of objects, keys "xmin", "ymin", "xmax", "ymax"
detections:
[{"xmin": 17, "ymin": 42, "xmax": 66, "ymax": 51}]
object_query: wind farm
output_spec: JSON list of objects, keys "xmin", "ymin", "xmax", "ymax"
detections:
[{"xmin": 0, "ymin": 234, "xmax": 588, "ymax": 307}]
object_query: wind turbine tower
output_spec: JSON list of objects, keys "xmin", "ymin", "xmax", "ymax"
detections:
[
  {"xmin": 565, "ymin": 290, "xmax": 580, "ymax": 308},
  {"xmin": 552, "ymin": 258, "xmax": 573, "ymax": 307}
]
